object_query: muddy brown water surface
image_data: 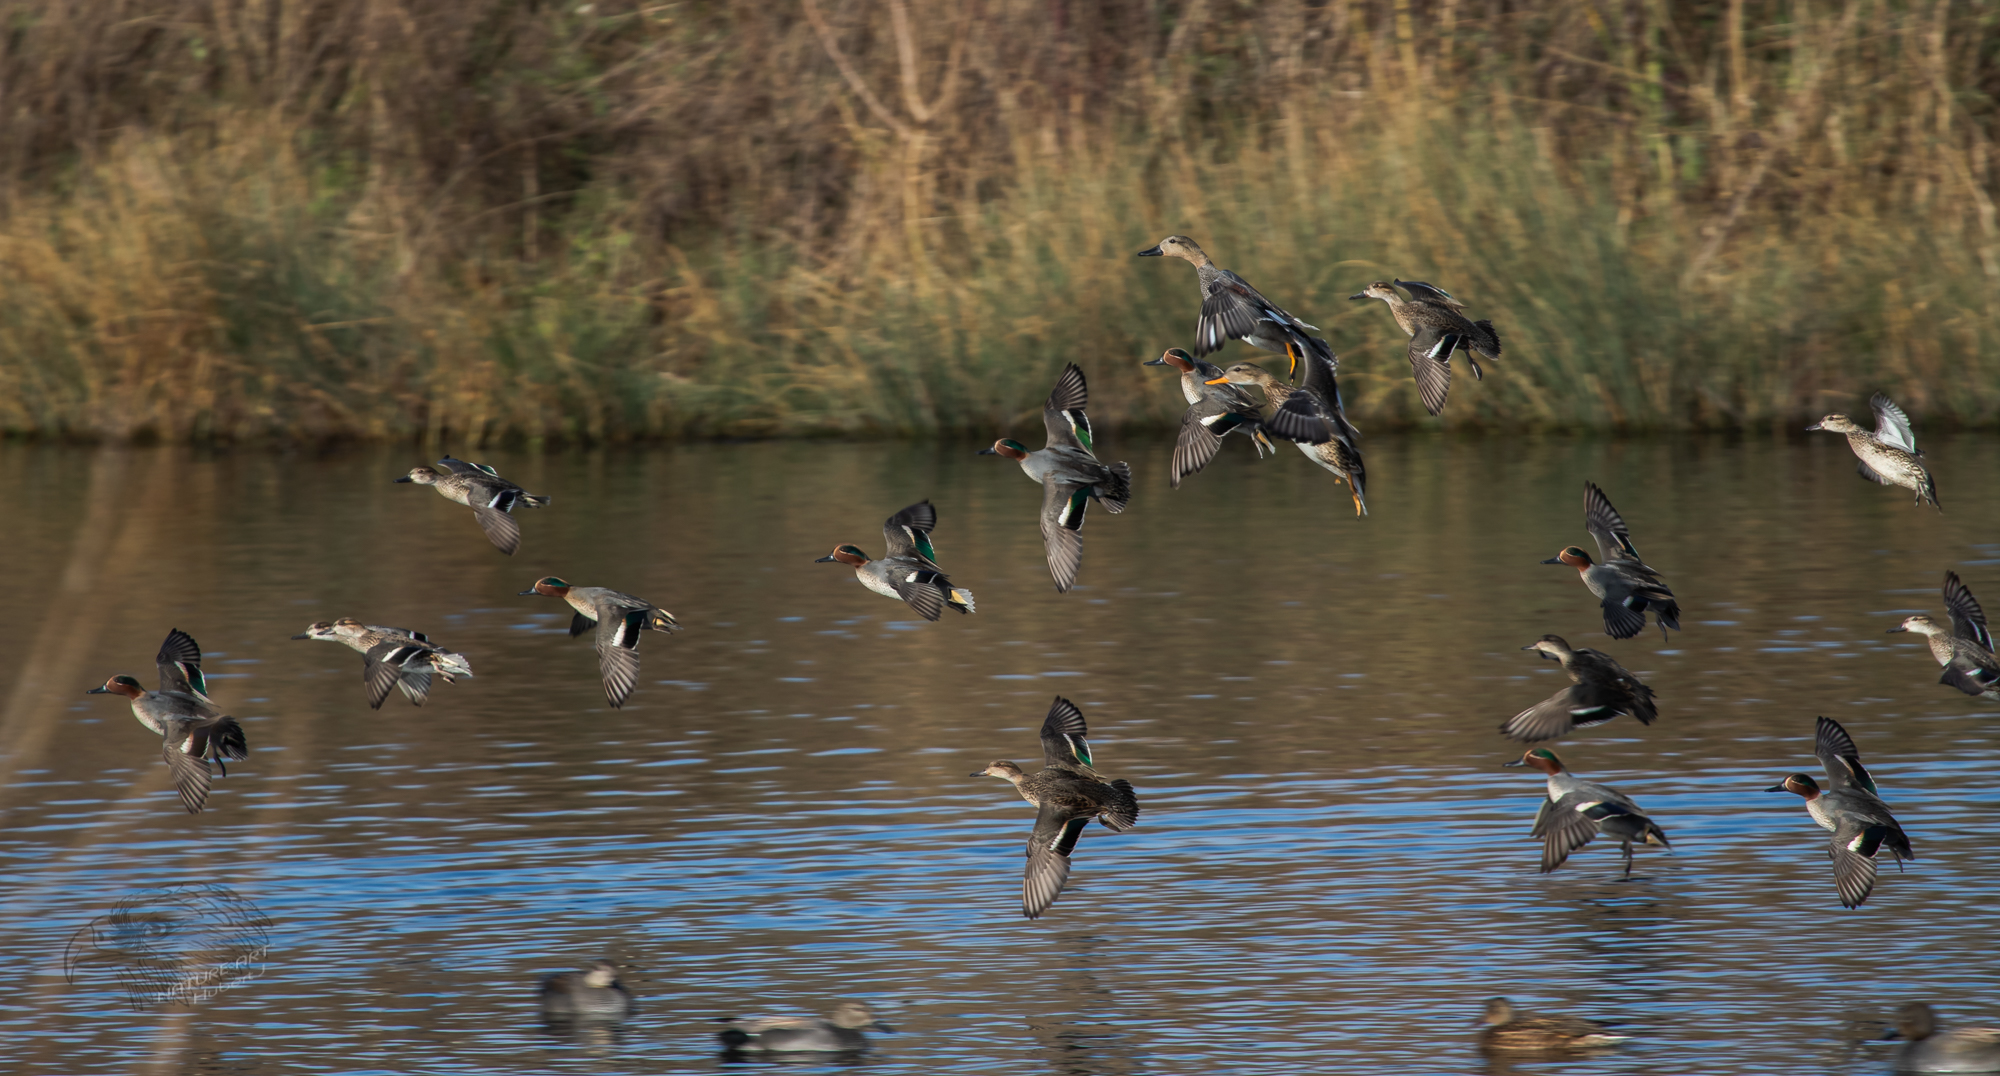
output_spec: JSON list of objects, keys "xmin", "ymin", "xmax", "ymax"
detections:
[{"xmin": 0, "ymin": 433, "xmax": 1996, "ymax": 1075}]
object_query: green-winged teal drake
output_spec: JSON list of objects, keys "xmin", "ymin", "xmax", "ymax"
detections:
[
  {"xmin": 1543, "ymin": 481, "xmax": 1681, "ymax": 640},
  {"xmin": 1887, "ymin": 571, "xmax": 2000, "ymax": 699},
  {"xmin": 1478, "ymin": 997, "xmax": 1628, "ymax": 1053},
  {"xmin": 816, "ymin": 500, "xmax": 975, "ymax": 621},
  {"xmin": 1766, "ymin": 716, "xmax": 1915, "ymax": 908},
  {"xmin": 1808, "ymin": 393, "xmax": 1940, "ymax": 511},
  {"xmin": 519, "ymin": 577, "xmax": 680, "ymax": 708},
  {"xmin": 396, "ymin": 456, "xmax": 552, "ymax": 555},
  {"xmin": 1137, "ymin": 235, "xmax": 1335, "ymax": 376},
  {"xmin": 973, "ymin": 697, "xmax": 1139, "ymax": 918},
  {"xmin": 1143, "ymin": 348, "xmax": 1275, "ymax": 488},
  {"xmin": 1503, "ymin": 635, "xmax": 1658, "ymax": 743},
  {"xmin": 979, "ymin": 363, "xmax": 1133, "ymax": 593},
  {"xmin": 292, "ymin": 618, "xmax": 475, "ymax": 709},
  {"xmin": 1205, "ymin": 357, "xmax": 1368, "ymax": 516},
  {"xmin": 86, "ymin": 630, "xmax": 248, "ymax": 814},
  {"xmin": 1350, "ymin": 279, "xmax": 1502, "ymax": 416},
  {"xmin": 1505, "ymin": 748, "xmax": 1670, "ymax": 878},
  {"xmin": 538, "ymin": 960, "xmax": 633, "ymax": 1019},
  {"xmin": 717, "ymin": 1001, "xmax": 894, "ymax": 1053},
  {"xmin": 1885, "ymin": 1002, "xmax": 2000, "ymax": 1073}
]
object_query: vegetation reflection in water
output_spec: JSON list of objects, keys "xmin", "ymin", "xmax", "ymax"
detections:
[{"xmin": 0, "ymin": 434, "xmax": 1997, "ymax": 1074}]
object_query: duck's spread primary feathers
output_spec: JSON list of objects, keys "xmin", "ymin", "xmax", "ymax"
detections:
[
  {"xmin": 1350, "ymin": 279, "xmax": 1501, "ymax": 416},
  {"xmin": 973, "ymin": 697, "xmax": 1139, "ymax": 918},
  {"xmin": 1886, "ymin": 571, "xmax": 2000, "ymax": 698}
]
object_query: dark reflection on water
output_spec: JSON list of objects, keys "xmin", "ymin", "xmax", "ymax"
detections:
[{"xmin": 0, "ymin": 433, "xmax": 1998, "ymax": 1074}]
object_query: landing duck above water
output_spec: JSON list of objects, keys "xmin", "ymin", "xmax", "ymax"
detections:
[
  {"xmin": 1502, "ymin": 635, "xmax": 1658, "ymax": 743},
  {"xmin": 973, "ymin": 697, "xmax": 1139, "ymax": 919},
  {"xmin": 1350, "ymin": 279, "xmax": 1501, "ymax": 416},
  {"xmin": 396, "ymin": 455, "xmax": 552, "ymax": 555},
  {"xmin": 1766, "ymin": 716, "xmax": 1914, "ymax": 909},
  {"xmin": 1886, "ymin": 571, "xmax": 2000, "ymax": 699},
  {"xmin": 1808, "ymin": 392, "xmax": 1940, "ymax": 511},
  {"xmin": 85, "ymin": 629, "xmax": 249, "ymax": 814}
]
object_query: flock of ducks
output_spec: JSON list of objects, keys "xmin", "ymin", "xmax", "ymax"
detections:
[{"xmin": 71, "ymin": 235, "xmax": 1994, "ymax": 1062}]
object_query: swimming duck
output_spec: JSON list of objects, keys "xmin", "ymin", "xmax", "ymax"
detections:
[
  {"xmin": 1505, "ymin": 748, "xmax": 1671, "ymax": 878},
  {"xmin": 1503, "ymin": 635, "xmax": 1658, "ymax": 743},
  {"xmin": 518, "ymin": 577, "xmax": 680, "ymax": 708},
  {"xmin": 1205, "ymin": 357, "xmax": 1368, "ymax": 516},
  {"xmin": 1137, "ymin": 235, "xmax": 1335, "ymax": 376},
  {"xmin": 973, "ymin": 697, "xmax": 1139, "ymax": 918},
  {"xmin": 717, "ymin": 1001, "xmax": 894, "ymax": 1053},
  {"xmin": 86, "ymin": 629, "xmax": 248, "ymax": 814},
  {"xmin": 1142, "ymin": 348, "xmax": 1275, "ymax": 487},
  {"xmin": 1543, "ymin": 481, "xmax": 1681, "ymax": 640},
  {"xmin": 1349, "ymin": 280, "xmax": 1502, "ymax": 416},
  {"xmin": 979, "ymin": 364, "xmax": 1132, "ymax": 593},
  {"xmin": 1886, "ymin": 571, "xmax": 2000, "ymax": 698},
  {"xmin": 1808, "ymin": 393, "xmax": 1940, "ymax": 511},
  {"xmin": 1478, "ymin": 997, "xmax": 1628, "ymax": 1053},
  {"xmin": 538, "ymin": 960, "xmax": 633, "ymax": 1020},
  {"xmin": 816, "ymin": 500, "xmax": 975, "ymax": 621},
  {"xmin": 1885, "ymin": 1002, "xmax": 2000, "ymax": 1073},
  {"xmin": 396, "ymin": 456, "xmax": 552, "ymax": 555},
  {"xmin": 292, "ymin": 618, "xmax": 475, "ymax": 709},
  {"xmin": 1765, "ymin": 716, "xmax": 1915, "ymax": 908}
]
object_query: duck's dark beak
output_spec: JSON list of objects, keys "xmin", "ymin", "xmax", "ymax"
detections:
[
  {"xmin": 814, "ymin": 555, "xmax": 838, "ymax": 563},
  {"xmin": 1539, "ymin": 556, "xmax": 1564, "ymax": 565},
  {"xmin": 976, "ymin": 447, "xmax": 999, "ymax": 455},
  {"xmin": 1501, "ymin": 759, "xmax": 1527, "ymax": 768},
  {"xmin": 290, "ymin": 632, "xmax": 312, "ymax": 640},
  {"xmin": 517, "ymin": 589, "xmax": 540, "ymax": 596},
  {"xmin": 393, "ymin": 475, "xmax": 413, "ymax": 483},
  {"xmin": 968, "ymin": 769, "xmax": 989, "ymax": 778},
  {"xmin": 1141, "ymin": 356, "xmax": 1167, "ymax": 366},
  {"xmin": 1135, "ymin": 245, "xmax": 1163, "ymax": 257},
  {"xmin": 1885, "ymin": 625, "xmax": 1909, "ymax": 633},
  {"xmin": 85, "ymin": 686, "xmax": 110, "ymax": 695},
  {"xmin": 1804, "ymin": 422, "xmax": 1823, "ymax": 431},
  {"xmin": 1348, "ymin": 291, "xmax": 1368, "ymax": 301},
  {"xmin": 1762, "ymin": 783, "xmax": 1790, "ymax": 793}
]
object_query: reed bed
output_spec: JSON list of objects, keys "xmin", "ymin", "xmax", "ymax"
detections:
[{"xmin": 1, "ymin": 0, "xmax": 1996, "ymax": 442}]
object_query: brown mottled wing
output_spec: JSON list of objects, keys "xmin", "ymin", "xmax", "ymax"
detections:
[
  {"xmin": 1944, "ymin": 571, "xmax": 1994, "ymax": 651},
  {"xmin": 1023, "ymin": 807, "xmax": 1088, "ymax": 919},
  {"xmin": 1538, "ymin": 795, "xmax": 1602, "ymax": 872},
  {"xmin": 1171, "ymin": 406, "xmax": 1227, "ymax": 488},
  {"xmin": 1195, "ymin": 271, "xmax": 1279, "ymax": 357},
  {"xmin": 162, "ymin": 738, "xmax": 215, "ymax": 814},
  {"xmin": 1404, "ymin": 327, "xmax": 1456, "ymax": 416},
  {"xmin": 1501, "ymin": 688, "xmax": 1586, "ymax": 744},
  {"xmin": 471, "ymin": 504, "xmax": 522, "ymax": 555},
  {"xmin": 1583, "ymin": 482, "xmax": 1642, "ymax": 563},
  {"xmin": 1039, "ymin": 479, "xmax": 1087, "ymax": 593},
  {"xmin": 1393, "ymin": 279, "xmax": 1466, "ymax": 310}
]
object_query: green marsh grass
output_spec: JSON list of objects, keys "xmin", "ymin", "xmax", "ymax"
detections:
[{"xmin": 1, "ymin": 0, "xmax": 1997, "ymax": 442}]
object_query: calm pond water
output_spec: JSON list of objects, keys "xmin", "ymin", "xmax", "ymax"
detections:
[{"xmin": 0, "ymin": 432, "xmax": 1997, "ymax": 1075}]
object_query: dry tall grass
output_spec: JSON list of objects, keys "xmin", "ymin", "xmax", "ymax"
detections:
[{"xmin": 1, "ymin": 0, "xmax": 1997, "ymax": 441}]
